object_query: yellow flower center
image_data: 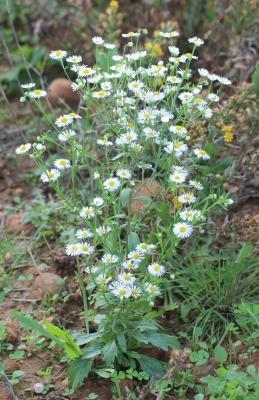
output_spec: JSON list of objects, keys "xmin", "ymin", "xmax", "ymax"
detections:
[
  {"xmin": 59, "ymin": 159, "xmax": 67, "ymax": 165},
  {"xmin": 198, "ymin": 150, "xmax": 206, "ymax": 155},
  {"xmin": 55, "ymin": 51, "xmax": 62, "ymax": 56},
  {"xmin": 71, "ymin": 245, "xmax": 78, "ymax": 251},
  {"xmin": 153, "ymin": 265, "xmax": 160, "ymax": 271},
  {"xmin": 21, "ymin": 145, "xmax": 27, "ymax": 151},
  {"xmin": 33, "ymin": 89, "xmax": 42, "ymax": 95},
  {"xmin": 60, "ymin": 116, "xmax": 68, "ymax": 123},
  {"xmin": 98, "ymin": 91, "xmax": 105, "ymax": 97},
  {"xmin": 108, "ymin": 181, "xmax": 115, "ymax": 187},
  {"xmin": 119, "ymin": 289, "xmax": 126, "ymax": 295},
  {"xmin": 47, "ymin": 172, "xmax": 55, "ymax": 178},
  {"xmin": 179, "ymin": 226, "xmax": 187, "ymax": 233}
]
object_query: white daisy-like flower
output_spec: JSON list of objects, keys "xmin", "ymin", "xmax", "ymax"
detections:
[
  {"xmin": 122, "ymin": 31, "xmax": 140, "ymax": 38},
  {"xmin": 40, "ymin": 169, "xmax": 60, "ymax": 183},
  {"xmin": 164, "ymin": 141, "xmax": 188, "ymax": 156},
  {"xmin": 122, "ymin": 260, "xmax": 140, "ymax": 270},
  {"xmin": 129, "ymin": 286, "xmax": 141, "ymax": 298},
  {"xmin": 178, "ymin": 192, "xmax": 196, "ymax": 204},
  {"xmin": 21, "ymin": 82, "xmax": 35, "ymax": 89},
  {"xmin": 128, "ymin": 251, "xmax": 144, "ymax": 263},
  {"xmin": 92, "ymin": 90, "xmax": 110, "ymax": 99},
  {"xmin": 159, "ymin": 31, "xmax": 179, "ymax": 38},
  {"xmin": 116, "ymin": 169, "xmax": 131, "ymax": 179},
  {"xmin": 103, "ymin": 177, "xmax": 121, "ymax": 192},
  {"xmin": 92, "ymin": 197, "xmax": 104, "ymax": 207},
  {"xmin": 55, "ymin": 115, "xmax": 73, "ymax": 128},
  {"xmin": 34, "ymin": 143, "xmax": 45, "ymax": 151},
  {"xmin": 16, "ymin": 143, "xmax": 31, "ymax": 154},
  {"xmin": 104, "ymin": 43, "xmax": 116, "ymax": 49},
  {"xmin": 194, "ymin": 148, "xmax": 210, "ymax": 160},
  {"xmin": 169, "ymin": 172, "xmax": 187, "ymax": 184},
  {"xmin": 116, "ymin": 131, "xmax": 138, "ymax": 145},
  {"xmin": 130, "ymin": 143, "xmax": 143, "ymax": 153},
  {"xmin": 54, "ymin": 159, "xmax": 71, "ymax": 170},
  {"xmin": 168, "ymin": 46, "xmax": 180, "ymax": 56},
  {"xmin": 102, "ymin": 254, "xmax": 119, "ymax": 264},
  {"xmin": 96, "ymin": 274, "xmax": 112, "ymax": 285},
  {"xmin": 173, "ymin": 222, "xmax": 193, "ymax": 238},
  {"xmin": 207, "ymin": 93, "xmax": 219, "ymax": 102},
  {"xmin": 66, "ymin": 55, "xmax": 82, "ymax": 63},
  {"xmin": 68, "ymin": 112, "xmax": 81, "ymax": 120},
  {"xmin": 217, "ymin": 76, "xmax": 231, "ymax": 85},
  {"xmin": 166, "ymin": 75, "xmax": 182, "ymax": 84},
  {"xmin": 97, "ymin": 138, "xmax": 113, "ymax": 146},
  {"xmin": 81, "ymin": 242, "xmax": 94, "ymax": 255},
  {"xmin": 112, "ymin": 55, "xmax": 124, "ymax": 61},
  {"xmin": 147, "ymin": 263, "xmax": 166, "ymax": 276},
  {"xmin": 28, "ymin": 89, "xmax": 47, "ymax": 99},
  {"xmin": 171, "ymin": 166, "xmax": 188, "ymax": 176},
  {"xmin": 188, "ymin": 37, "xmax": 204, "ymax": 47},
  {"xmin": 189, "ymin": 180, "xmax": 203, "ymax": 191},
  {"xmin": 66, "ymin": 243, "xmax": 82, "ymax": 256},
  {"xmin": 118, "ymin": 273, "xmax": 136, "ymax": 286},
  {"xmin": 169, "ymin": 125, "xmax": 187, "ymax": 137},
  {"xmin": 101, "ymin": 81, "xmax": 112, "ymax": 91},
  {"xmin": 198, "ymin": 68, "xmax": 209, "ymax": 77},
  {"xmin": 145, "ymin": 283, "xmax": 160, "ymax": 295},
  {"xmin": 76, "ymin": 228, "xmax": 93, "ymax": 240},
  {"xmin": 92, "ymin": 36, "xmax": 104, "ymax": 45},
  {"xmin": 112, "ymin": 285, "xmax": 130, "ymax": 299},
  {"xmin": 179, "ymin": 209, "xmax": 202, "ymax": 222},
  {"xmin": 78, "ymin": 65, "xmax": 95, "ymax": 77},
  {"xmin": 87, "ymin": 74, "xmax": 102, "ymax": 84},
  {"xmin": 79, "ymin": 206, "xmax": 95, "ymax": 219},
  {"xmin": 178, "ymin": 91, "xmax": 194, "ymax": 104},
  {"xmin": 143, "ymin": 128, "xmax": 160, "ymax": 140},
  {"xmin": 58, "ymin": 129, "xmax": 76, "ymax": 141},
  {"xmin": 50, "ymin": 50, "xmax": 67, "ymax": 60},
  {"xmin": 136, "ymin": 243, "xmax": 156, "ymax": 254},
  {"xmin": 96, "ymin": 225, "xmax": 112, "ymax": 236},
  {"xmin": 128, "ymin": 80, "xmax": 144, "ymax": 93}
]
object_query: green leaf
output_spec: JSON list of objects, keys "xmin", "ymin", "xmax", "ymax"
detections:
[
  {"xmin": 252, "ymin": 62, "xmax": 259, "ymax": 99},
  {"xmin": 102, "ymin": 340, "xmax": 117, "ymax": 364},
  {"xmin": 68, "ymin": 357, "xmax": 92, "ymax": 392},
  {"xmin": 95, "ymin": 368, "xmax": 115, "ymax": 378},
  {"xmin": 132, "ymin": 331, "xmax": 179, "ymax": 351},
  {"xmin": 71, "ymin": 331, "xmax": 103, "ymax": 346},
  {"xmin": 120, "ymin": 188, "xmax": 132, "ymax": 207},
  {"xmin": 81, "ymin": 344, "xmax": 102, "ymax": 359},
  {"xmin": 13, "ymin": 312, "xmax": 64, "ymax": 347},
  {"xmin": 128, "ymin": 232, "xmax": 140, "ymax": 251},
  {"xmin": 138, "ymin": 354, "xmax": 166, "ymax": 377},
  {"xmin": 214, "ymin": 345, "xmax": 227, "ymax": 364},
  {"xmin": 117, "ymin": 333, "xmax": 127, "ymax": 352},
  {"xmin": 190, "ymin": 350, "xmax": 209, "ymax": 366}
]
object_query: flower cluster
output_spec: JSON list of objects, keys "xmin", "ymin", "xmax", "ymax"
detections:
[{"xmin": 17, "ymin": 30, "xmax": 233, "ymax": 305}]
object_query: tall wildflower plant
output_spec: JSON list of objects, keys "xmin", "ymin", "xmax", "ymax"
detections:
[{"xmin": 15, "ymin": 30, "xmax": 233, "ymax": 390}]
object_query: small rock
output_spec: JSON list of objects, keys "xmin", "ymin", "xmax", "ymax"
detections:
[
  {"xmin": 5, "ymin": 212, "xmax": 35, "ymax": 235},
  {"xmin": 34, "ymin": 382, "xmax": 45, "ymax": 394},
  {"xmin": 5, "ymin": 320, "xmax": 20, "ymax": 344},
  {"xmin": 3, "ymin": 359, "xmax": 19, "ymax": 371},
  {"xmin": 131, "ymin": 178, "xmax": 160, "ymax": 214},
  {"xmin": 31, "ymin": 272, "xmax": 63, "ymax": 299},
  {"xmin": 233, "ymin": 340, "xmax": 243, "ymax": 351},
  {"xmin": 4, "ymin": 252, "xmax": 13, "ymax": 261},
  {"xmin": 47, "ymin": 78, "xmax": 80, "ymax": 109}
]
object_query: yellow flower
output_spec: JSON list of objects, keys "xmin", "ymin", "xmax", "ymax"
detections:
[
  {"xmin": 109, "ymin": 0, "xmax": 118, "ymax": 11},
  {"xmin": 145, "ymin": 42, "xmax": 164, "ymax": 58},
  {"xmin": 224, "ymin": 131, "xmax": 234, "ymax": 142},
  {"xmin": 222, "ymin": 124, "xmax": 233, "ymax": 133}
]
